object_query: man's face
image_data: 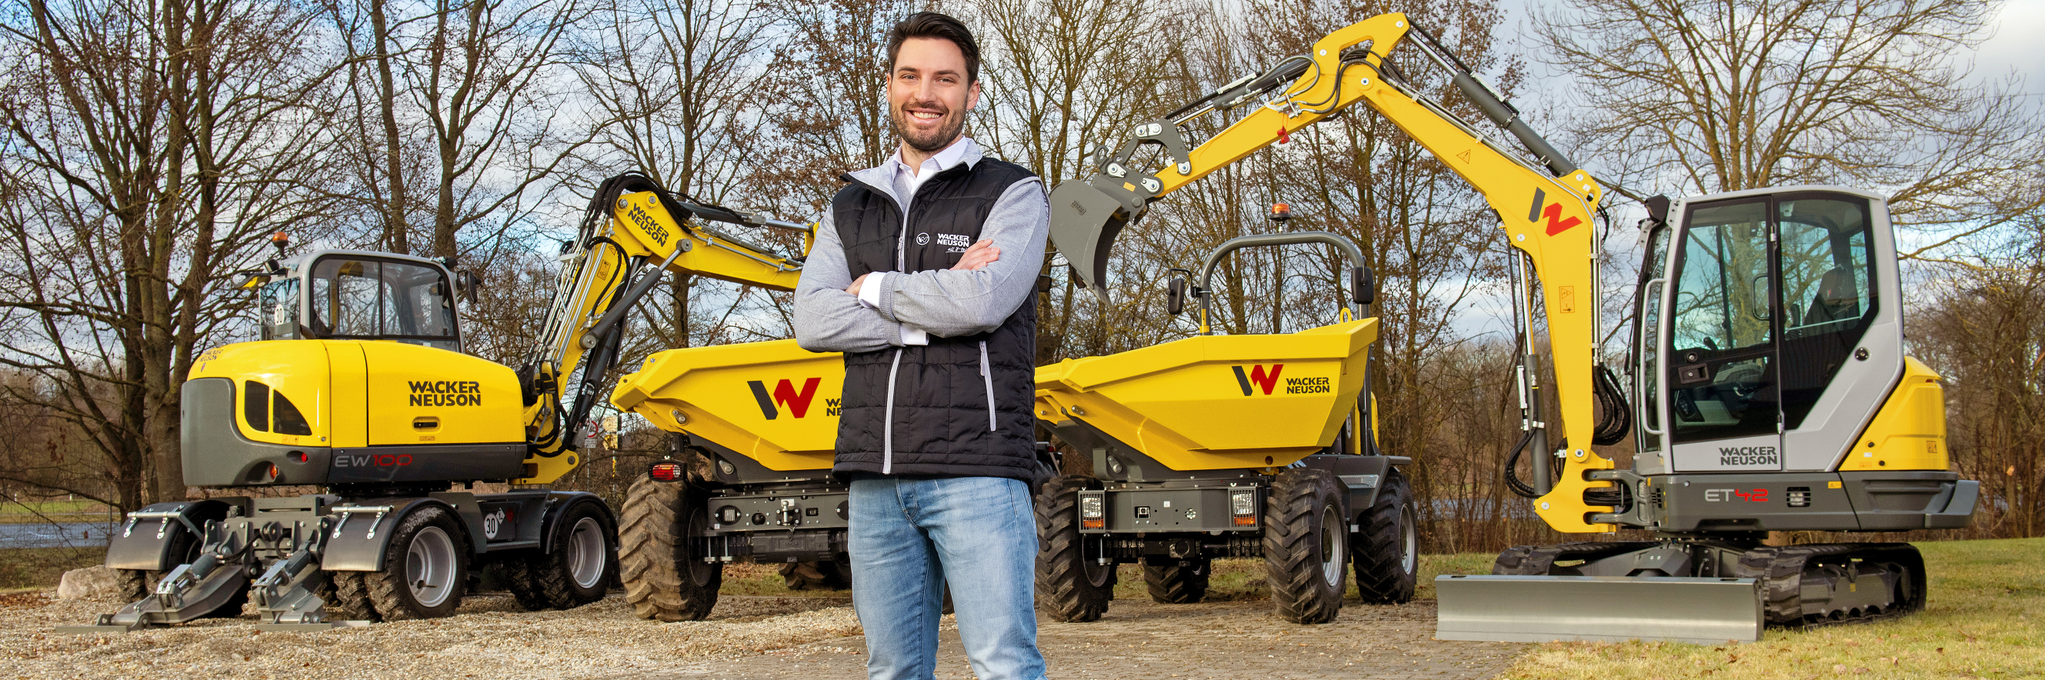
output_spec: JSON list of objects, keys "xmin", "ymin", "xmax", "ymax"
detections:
[{"xmin": 888, "ymin": 36, "xmax": 980, "ymax": 154}]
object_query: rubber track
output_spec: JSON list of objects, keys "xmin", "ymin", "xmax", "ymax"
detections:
[
  {"xmin": 1143, "ymin": 560, "xmax": 1209, "ymax": 604},
  {"xmin": 619, "ymin": 475, "xmax": 717, "ymax": 621},
  {"xmin": 1263, "ymin": 468, "xmax": 1344, "ymax": 624},
  {"xmin": 1734, "ymin": 543, "xmax": 1924, "ymax": 628},
  {"xmin": 1350, "ymin": 474, "xmax": 1414, "ymax": 604},
  {"xmin": 1035, "ymin": 475, "xmax": 1114, "ymax": 622}
]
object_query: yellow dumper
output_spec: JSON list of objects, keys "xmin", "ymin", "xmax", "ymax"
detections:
[
  {"xmin": 1033, "ymin": 232, "xmax": 1417, "ymax": 624},
  {"xmin": 608, "ymin": 339, "xmax": 851, "ymax": 620}
]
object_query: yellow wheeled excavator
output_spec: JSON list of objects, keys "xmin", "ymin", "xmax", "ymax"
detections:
[
  {"xmin": 61, "ymin": 173, "xmax": 807, "ymax": 632},
  {"xmin": 1045, "ymin": 13, "xmax": 1979, "ymax": 642}
]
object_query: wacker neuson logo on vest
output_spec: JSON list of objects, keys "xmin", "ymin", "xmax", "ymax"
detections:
[{"xmin": 409, "ymin": 380, "xmax": 482, "ymax": 406}]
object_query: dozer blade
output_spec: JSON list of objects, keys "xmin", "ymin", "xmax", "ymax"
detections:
[
  {"xmin": 1047, "ymin": 180, "xmax": 1131, "ymax": 294},
  {"xmin": 1434, "ymin": 575, "xmax": 1764, "ymax": 644}
]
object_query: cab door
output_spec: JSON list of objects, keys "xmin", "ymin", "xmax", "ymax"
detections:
[
  {"xmin": 1660, "ymin": 191, "xmax": 1892, "ymax": 473},
  {"xmin": 1664, "ymin": 197, "xmax": 1785, "ymax": 471}
]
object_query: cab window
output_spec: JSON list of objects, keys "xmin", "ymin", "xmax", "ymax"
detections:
[
  {"xmin": 258, "ymin": 277, "xmax": 301, "ymax": 341},
  {"xmin": 306, "ymin": 257, "xmax": 459, "ymax": 351}
]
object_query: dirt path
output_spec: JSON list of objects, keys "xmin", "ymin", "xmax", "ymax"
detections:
[
  {"xmin": 1, "ymin": 591, "xmax": 1520, "ymax": 679},
  {"xmin": 639, "ymin": 599, "xmax": 1524, "ymax": 680}
]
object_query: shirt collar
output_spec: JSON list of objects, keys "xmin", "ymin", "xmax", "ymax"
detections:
[{"xmin": 888, "ymin": 136, "xmax": 977, "ymax": 180}]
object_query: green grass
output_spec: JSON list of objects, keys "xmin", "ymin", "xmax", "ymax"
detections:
[
  {"xmin": 0, "ymin": 499, "xmax": 115, "ymax": 524},
  {"xmin": 0, "ymin": 546, "xmax": 107, "ymax": 592},
  {"xmin": 1502, "ymin": 537, "xmax": 2045, "ymax": 679}
]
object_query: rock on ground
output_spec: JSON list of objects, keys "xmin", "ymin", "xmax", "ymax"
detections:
[{"xmin": 55, "ymin": 566, "xmax": 120, "ymax": 601}]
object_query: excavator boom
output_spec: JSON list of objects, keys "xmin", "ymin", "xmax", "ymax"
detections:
[
  {"xmin": 517, "ymin": 174, "xmax": 809, "ymax": 483},
  {"xmin": 1049, "ymin": 13, "xmax": 1613, "ymax": 531}
]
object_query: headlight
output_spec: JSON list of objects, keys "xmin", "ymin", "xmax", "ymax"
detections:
[
  {"xmin": 1230, "ymin": 489, "xmax": 1256, "ymax": 516},
  {"xmin": 1079, "ymin": 495, "xmax": 1104, "ymax": 519}
]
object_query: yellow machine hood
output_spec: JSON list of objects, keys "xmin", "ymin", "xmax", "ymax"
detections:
[
  {"xmin": 1034, "ymin": 319, "xmax": 1377, "ymax": 470},
  {"xmin": 611, "ymin": 340, "xmax": 843, "ymax": 471}
]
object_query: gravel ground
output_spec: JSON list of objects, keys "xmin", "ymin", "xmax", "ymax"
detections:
[
  {"xmin": 1, "ymin": 590, "xmax": 858, "ymax": 679},
  {"xmin": 2, "ymin": 588, "xmax": 1522, "ymax": 680}
]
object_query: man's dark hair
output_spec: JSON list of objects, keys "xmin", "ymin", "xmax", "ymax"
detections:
[{"xmin": 885, "ymin": 12, "xmax": 980, "ymax": 83}]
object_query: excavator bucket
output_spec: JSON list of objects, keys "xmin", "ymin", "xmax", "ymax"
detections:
[
  {"xmin": 1047, "ymin": 180, "xmax": 1130, "ymax": 293},
  {"xmin": 1034, "ymin": 319, "xmax": 1374, "ymax": 470},
  {"xmin": 610, "ymin": 339, "xmax": 843, "ymax": 471},
  {"xmin": 1434, "ymin": 575, "xmax": 1764, "ymax": 643}
]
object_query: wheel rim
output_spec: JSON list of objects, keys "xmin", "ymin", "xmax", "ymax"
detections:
[
  {"xmin": 1318, "ymin": 503, "xmax": 1345, "ymax": 587},
  {"xmin": 1081, "ymin": 535, "xmax": 1114, "ymax": 588},
  {"xmin": 406, "ymin": 525, "xmax": 458, "ymax": 607},
  {"xmin": 683, "ymin": 503, "xmax": 717, "ymax": 586},
  {"xmin": 1399, "ymin": 502, "xmax": 1418, "ymax": 575},
  {"xmin": 565, "ymin": 516, "xmax": 606, "ymax": 590}
]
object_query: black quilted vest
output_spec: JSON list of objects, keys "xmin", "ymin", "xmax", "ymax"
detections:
[{"xmin": 830, "ymin": 158, "xmax": 1038, "ymax": 482}]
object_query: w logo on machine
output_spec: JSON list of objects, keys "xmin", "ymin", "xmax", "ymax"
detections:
[
  {"xmin": 1232, "ymin": 364, "xmax": 1284, "ymax": 396},
  {"xmin": 749, "ymin": 378, "xmax": 822, "ymax": 419},
  {"xmin": 1528, "ymin": 188, "xmax": 1583, "ymax": 236}
]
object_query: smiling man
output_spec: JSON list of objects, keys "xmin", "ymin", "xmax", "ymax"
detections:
[{"xmin": 791, "ymin": 11, "xmax": 1051, "ymax": 680}]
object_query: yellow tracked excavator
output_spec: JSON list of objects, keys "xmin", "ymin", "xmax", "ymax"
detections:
[
  {"xmin": 61, "ymin": 173, "xmax": 808, "ymax": 632},
  {"xmin": 1043, "ymin": 12, "xmax": 1979, "ymax": 642}
]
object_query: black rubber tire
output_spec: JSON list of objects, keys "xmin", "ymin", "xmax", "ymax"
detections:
[
  {"xmin": 324, "ymin": 571, "xmax": 381, "ymax": 622},
  {"xmin": 112, "ymin": 509, "xmax": 247, "ymax": 619},
  {"xmin": 619, "ymin": 474, "xmax": 721, "ymax": 621},
  {"xmin": 1143, "ymin": 558, "xmax": 1210, "ymax": 604},
  {"xmin": 507, "ymin": 502, "xmax": 617, "ymax": 610},
  {"xmin": 779, "ymin": 559, "xmax": 852, "ymax": 590},
  {"xmin": 502, "ymin": 557, "xmax": 550, "ymax": 611},
  {"xmin": 1264, "ymin": 467, "xmax": 1347, "ymax": 624},
  {"xmin": 1351, "ymin": 472, "xmax": 1417, "ymax": 604},
  {"xmin": 364, "ymin": 505, "xmax": 470, "ymax": 621},
  {"xmin": 113, "ymin": 521, "xmax": 201, "ymax": 601},
  {"xmin": 1034, "ymin": 475, "xmax": 1116, "ymax": 622}
]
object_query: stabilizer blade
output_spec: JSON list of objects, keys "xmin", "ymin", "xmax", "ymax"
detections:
[
  {"xmin": 1047, "ymin": 180, "xmax": 1132, "ymax": 295},
  {"xmin": 1434, "ymin": 574, "xmax": 1764, "ymax": 644}
]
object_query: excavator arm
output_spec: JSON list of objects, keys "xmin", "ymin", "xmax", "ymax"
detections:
[
  {"xmin": 1049, "ymin": 13, "xmax": 1615, "ymax": 531},
  {"xmin": 516, "ymin": 173, "xmax": 808, "ymax": 484}
]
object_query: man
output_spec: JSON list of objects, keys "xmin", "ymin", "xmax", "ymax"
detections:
[{"xmin": 792, "ymin": 11, "xmax": 1050, "ymax": 680}]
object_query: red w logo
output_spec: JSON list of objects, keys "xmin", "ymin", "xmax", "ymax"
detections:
[
  {"xmin": 1528, "ymin": 188, "xmax": 1584, "ymax": 236},
  {"xmin": 747, "ymin": 377, "xmax": 822, "ymax": 419},
  {"xmin": 1232, "ymin": 364, "xmax": 1284, "ymax": 396}
]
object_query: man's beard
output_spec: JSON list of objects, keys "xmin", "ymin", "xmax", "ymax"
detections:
[{"xmin": 890, "ymin": 102, "xmax": 966, "ymax": 153}]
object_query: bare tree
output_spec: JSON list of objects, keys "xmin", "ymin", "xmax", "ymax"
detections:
[
  {"xmin": 0, "ymin": 0, "xmax": 347, "ymax": 508},
  {"xmin": 330, "ymin": 0, "xmax": 598, "ymax": 259},
  {"xmin": 1536, "ymin": 0, "xmax": 2045, "ymax": 247}
]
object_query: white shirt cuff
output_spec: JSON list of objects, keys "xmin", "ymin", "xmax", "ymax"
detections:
[
  {"xmin": 857, "ymin": 272, "xmax": 888, "ymax": 309},
  {"xmin": 900, "ymin": 325, "xmax": 928, "ymax": 346}
]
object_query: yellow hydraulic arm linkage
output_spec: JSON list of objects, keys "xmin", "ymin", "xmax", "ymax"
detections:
[
  {"xmin": 1049, "ymin": 13, "xmax": 1615, "ymax": 531},
  {"xmin": 516, "ymin": 173, "xmax": 809, "ymax": 484}
]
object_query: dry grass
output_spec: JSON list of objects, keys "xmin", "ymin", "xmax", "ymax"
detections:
[
  {"xmin": 0, "ymin": 547, "xmax": 106, "ymax": 592},
  {"xmin": 1502, "ymin": 537, "xmax": 2045, "ymax": 679}
]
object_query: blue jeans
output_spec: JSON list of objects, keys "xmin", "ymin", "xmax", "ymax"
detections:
[{"xmin": 849, "ymin": 476, "xmax": 1047, "ymax": 680}]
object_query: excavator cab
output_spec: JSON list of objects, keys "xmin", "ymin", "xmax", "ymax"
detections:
[
  {"xmin": 254, "ymin": 251, "xmax": 467, "ymax": 352},
  {"xmin": 1633, "ymin": 187, "xmax": 1972, "ymax": 522}
]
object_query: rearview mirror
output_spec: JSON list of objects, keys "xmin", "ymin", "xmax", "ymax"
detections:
[
  {"xmin": 1350, "ymin": 266, "xmax": 1375, "ymax": 306},
  {"xmin": 1166, "ymin": 277, "xmax": 1188, "ymax": 316},
  {"xmin": 456, "ymin": 270, "xmax": 483, "ymax": 304}
]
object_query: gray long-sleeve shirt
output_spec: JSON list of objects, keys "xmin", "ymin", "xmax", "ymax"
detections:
[{"xmin": 793, "ymin": 141, "xmax": 1049, "ymax": 354}]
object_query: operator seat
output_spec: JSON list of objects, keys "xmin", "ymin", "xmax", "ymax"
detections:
[{"xmin": 1803, "ymin": 268, "xmax": 1860, "ymax": 324}]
